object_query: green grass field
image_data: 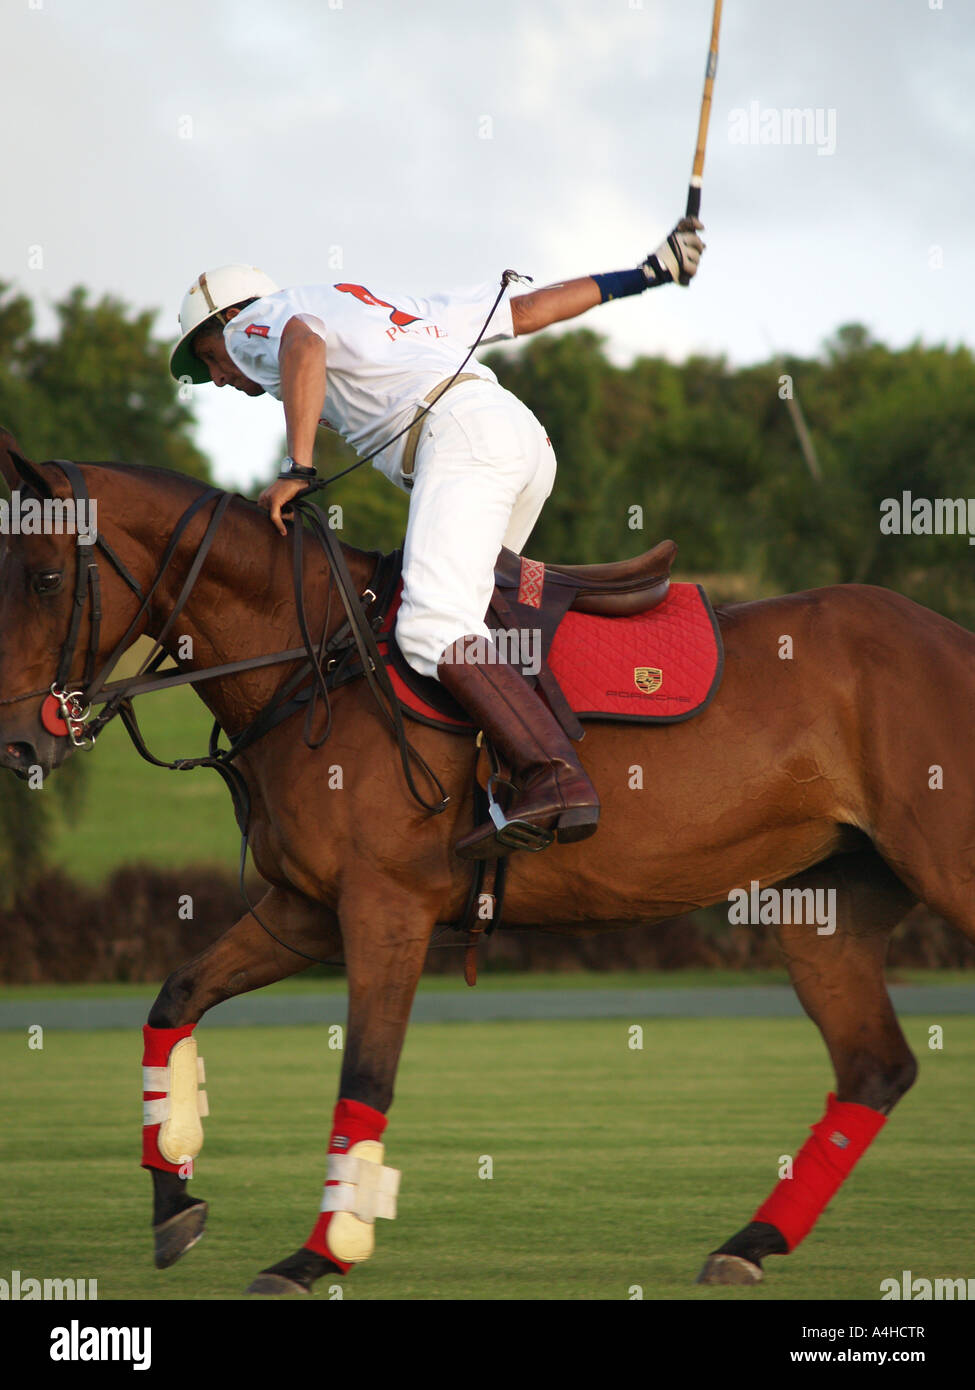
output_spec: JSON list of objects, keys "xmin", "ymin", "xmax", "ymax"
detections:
[
  {"xmin": 3, "ymin": 1015, "xmax": 973, "ymax": 1301},
  {"xmin": 24, "ymin": 654, "xmax": 975, "ymax": 1301},
  {"xmin": 48, "ymin": 681, "xmax": 241, "ymax": 881}
]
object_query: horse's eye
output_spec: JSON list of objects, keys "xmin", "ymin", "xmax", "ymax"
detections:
[{"xmin": 32, "ymin": 571, "xmax": 63, "ymax": 594}]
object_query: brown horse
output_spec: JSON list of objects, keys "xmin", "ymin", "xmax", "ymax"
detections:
[{"xmin": 1, "ymin": 436, "xmax": 972, "ymax": 1293}]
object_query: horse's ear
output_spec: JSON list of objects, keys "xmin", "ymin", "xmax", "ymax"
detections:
[{"xmin": 0, "ymin": 429, "xmax": 53, "ymax": 499}]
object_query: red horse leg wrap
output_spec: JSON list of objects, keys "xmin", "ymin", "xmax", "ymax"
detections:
[
  {"xmin": 141, "ymin": 1024, "xmax": 196, "ymax": 1172},
  {"xmin": 305, "ymin": 1098, "xmax": 388, "ymax": 1273},
  {"xmin": 752, "ymin": 1092, "xmax": 887, "ymax": 1251}
]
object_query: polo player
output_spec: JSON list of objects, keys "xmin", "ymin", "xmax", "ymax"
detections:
[{"xmin": 169, "ymin": 221, "xmax": 704, "ymax": 856}]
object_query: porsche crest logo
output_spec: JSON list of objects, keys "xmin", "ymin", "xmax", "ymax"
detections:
[{"xmin": 634, "ymin": 666, "xmax": 663, "ymax": 694}]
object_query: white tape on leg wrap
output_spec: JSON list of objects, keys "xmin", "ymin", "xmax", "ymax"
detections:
[
  {"xmin": 320, "ymin": 1140, "xmax": 401, "ymax": 1263},
  {"xmin": 141, "ymin": 1039, "xmax": 208, "ymax": 1162},
  {"xmin": 143, "ymin": 1057, "xmax": 206, "ymax": 1094},
  {"xmin": 142, "ymin": 1092, "xmax": 209, "ymax": 1126}
]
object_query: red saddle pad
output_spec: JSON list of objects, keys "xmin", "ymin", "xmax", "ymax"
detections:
[
  {"xmin": 547, "ymin": 582, "xmax": 722, "ymax": 721},
  {"xmin": 381, "ymin": 581, "xmax": 722, "ymax": 731}
]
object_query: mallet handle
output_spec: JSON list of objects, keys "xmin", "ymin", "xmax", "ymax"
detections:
[{"xmin": 685, "ymin": 0, "xmax": 724, "ymax": 222}]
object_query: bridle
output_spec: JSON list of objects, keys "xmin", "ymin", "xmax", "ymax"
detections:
[
  {"xmin": 1, "ymin": 462, "xmax": 237, "ymax": 743},
  {"xmin": 2, "ymin": 458, "xmax": 146, "ymax": 749}
]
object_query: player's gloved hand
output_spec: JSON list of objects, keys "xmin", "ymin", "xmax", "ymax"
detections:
[{"xmin": 641, "ymin": 218, "xmax": 705, "ymax": 288}]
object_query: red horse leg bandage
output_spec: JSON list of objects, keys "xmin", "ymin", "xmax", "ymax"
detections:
[
  {"xmin": 141, "ymin": 1024, "xmax": 207, "ymax": 1173},
  {"xmin": 752, "ymin": 1091, "xmax": 886, "ymax": 1251},
  {"xmin": 305, "ymin": 1099, "xmax": 399, "ymax": 1273}
]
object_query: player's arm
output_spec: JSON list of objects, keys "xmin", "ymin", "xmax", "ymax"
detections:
[
  {"xmin": 280, "ymin": 317, "xmax": 327, "ymax": 471},
  {"xmin": 258, "ymin": 316, "xmax": 328, "ymax": 536},
  {"xmin": 510, "ymin": 218, "xmax": 705, "ymax": 337}
]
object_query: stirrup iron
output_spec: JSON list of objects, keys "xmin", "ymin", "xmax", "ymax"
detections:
[{"xmin": 486, "ymin": 774, "xmax": 554, "ymax": 852}]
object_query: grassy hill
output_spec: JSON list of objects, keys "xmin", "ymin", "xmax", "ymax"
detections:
[{"xmin": 49, "ymin": 674, "xmax": 241, "ymax": 883}]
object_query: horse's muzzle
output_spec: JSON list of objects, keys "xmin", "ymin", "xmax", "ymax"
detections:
[
  {"xmin": 0, "ymin": 739, "xmax": 40, "ymax": 778},
  {"xmin": 0, "ymin": 726, "xmax": 67, "ymax": 779}
]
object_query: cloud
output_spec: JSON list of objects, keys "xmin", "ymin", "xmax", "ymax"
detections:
[{"xmin": 1, "ymin": 0, "xmax": 972, "ymax": 486}]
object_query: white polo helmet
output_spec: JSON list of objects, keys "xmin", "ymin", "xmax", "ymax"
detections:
[{"xmin": 169, "ymin": 264, "xmax": 280, "ymax": 384}]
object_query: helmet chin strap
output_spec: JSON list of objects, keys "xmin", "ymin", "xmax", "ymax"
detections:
[
  {"xmin": 197, "ymin": 269, "xmax": 218, "ymax": 314},
  {"xmin": 196, "ymin": 274, "xmax": 238, "ymax": 330}
]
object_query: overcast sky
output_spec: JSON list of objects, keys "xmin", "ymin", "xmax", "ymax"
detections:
[{"xmin": 3, "ymin": 0, "xmax": 973, "ymax": 490}]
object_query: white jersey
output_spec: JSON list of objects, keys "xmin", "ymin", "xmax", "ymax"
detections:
[{"xmin": 223, "ymin": 279, "xmax": 518, "ymax": 487}]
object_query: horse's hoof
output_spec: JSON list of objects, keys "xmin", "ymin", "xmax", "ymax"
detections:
[
  {"xmin": 153, "ymin": 1200, "xmax": 208, "ymax": 1269},
  {"xmin": 246, "ymin": 1272, "xmax": 312, "ymax": 1297},
  {"xmin": 695, "ymin": 1252, "xmax": 764, "ymax": 1285},
  {"xmin": 245, "ymin": 1246, "xmax": 342, "ymax": 1296}
]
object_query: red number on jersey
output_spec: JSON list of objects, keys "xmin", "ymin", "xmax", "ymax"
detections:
[{"xmin": 334, "ymin": 283, "xmax": 420, "ymax": 328}]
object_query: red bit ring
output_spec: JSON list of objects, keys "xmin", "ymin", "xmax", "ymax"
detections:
[{"xmin": 40, "ymin": 686, "xmax": 91, "ymax": 745}]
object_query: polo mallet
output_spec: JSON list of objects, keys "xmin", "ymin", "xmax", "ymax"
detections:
[{"xmin": 680, "ymin": 0, "xmax": 724, "ymax": 282}]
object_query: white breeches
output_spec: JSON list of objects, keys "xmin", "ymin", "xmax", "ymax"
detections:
[{"xmin": 396, "ymin": 379, "xmax": 557, "ymax": 679}]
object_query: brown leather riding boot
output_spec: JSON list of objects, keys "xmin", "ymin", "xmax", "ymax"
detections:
[{"xmin": 437, "ymin": 635, "xmax": 600, "ymax": 859}]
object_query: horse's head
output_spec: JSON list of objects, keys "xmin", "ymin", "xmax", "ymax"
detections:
[
  {"xmin": 1, "ymin": 436, "xmax": 373, "ymax": 784},
  {"xmin": 0, "ymin": 432, "xmax": 143, "ymax": 778}
]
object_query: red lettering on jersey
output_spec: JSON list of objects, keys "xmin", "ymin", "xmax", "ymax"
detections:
[
  {"xmin": 335, "ymin": 283, "xmax": 420, "ymax": 328},
  {"xmin": 245, "ymin": 324, "xmax": 270, "ymax": 338}
]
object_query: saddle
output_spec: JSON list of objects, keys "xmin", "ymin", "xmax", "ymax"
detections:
[
  {"xmin": 494, "ymin": 538, "xmax": 676, "ymax": 621},
  {"xmin": 367, "ymin": 538, "xmax": 722, "ymax": 738}
]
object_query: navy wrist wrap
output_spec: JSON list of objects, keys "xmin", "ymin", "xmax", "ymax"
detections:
[{"xmin": 592, "ymin": 267, "xmax": 647, "ymax": 303}]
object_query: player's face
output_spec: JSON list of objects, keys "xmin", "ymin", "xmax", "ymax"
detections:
[{"xmin": 193, "ymin": 332, "xmax": 264, "ymax": 396}]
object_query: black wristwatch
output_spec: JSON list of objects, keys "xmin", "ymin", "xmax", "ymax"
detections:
[{"xmin": 277, "ymin": 455, "xmax": 318, "ymax": 481}]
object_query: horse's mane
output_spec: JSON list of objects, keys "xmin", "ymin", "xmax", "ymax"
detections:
[
  {"xmin": 46, "ymin": 457, "xmax": 269, "ymax": 520},
  {"xmin": 49, "ymin": 459, "xmax": 389, "ymax": 574}
]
